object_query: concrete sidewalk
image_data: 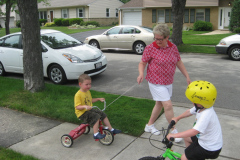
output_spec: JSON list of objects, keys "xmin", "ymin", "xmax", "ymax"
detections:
[{"xmin": 1, "ymin": 104, "xmax": 240, "ymax": 160}]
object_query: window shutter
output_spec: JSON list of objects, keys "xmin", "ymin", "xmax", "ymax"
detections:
[
  {"xmin": 205, "ymin": 9, "xmax": 210, "ymax": 22},
  {"xmin": 184, "ymin": 9, "xmax": 189, "ymax": 23},
  {"xmin": 152, "ymin": 9, "xmax": 156, "ymax": 23},
  {"xmin": 190, "ymin": 9, "xmax": 195, "ymax": 23},
  {"xmin": 165, "ymin": 9, "xmax": 169, "ymax": 23}
]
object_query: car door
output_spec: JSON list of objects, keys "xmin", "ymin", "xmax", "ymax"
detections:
[
  {"xmin": 117, "ymin": 27, "xmax": 136, "ymax": 49},
  {"xmin": 99, "ymin": 27, "xmax": 121, "ymax": 49},
  {"xmin": 0, "ymin": 34, "xmax": 23, "ymax": 73}
]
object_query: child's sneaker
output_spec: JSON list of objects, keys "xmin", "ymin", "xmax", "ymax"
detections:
[
  {"xmin": 171, "ymin": 128, "xmax": 182, "ymax": 143},
  {"xmin": 111, "ymin": 129, "xmax": 121, "ymax": 134},
  {"xmin": 144, "ymin": 124, "xmax": 161, "ymax": 135},
  {"xmin": 93, "ymin": 133, "xmax": 106, "ymax": 139}
]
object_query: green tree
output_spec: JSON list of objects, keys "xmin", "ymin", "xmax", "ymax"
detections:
[
  {"xmin": 171, "ymin": 0, "xmax": 186, "ymax": 46},
  {"xmin": 0, "ymin": 0, "xmax": 49, "ymax": 35},
  {"xmin": 17, "ymin": 0, "xmax": 45, "ymax": 92},
  {"xmin": 0, "ymin": 0, "xmax": 17, "ymax": 35},
  {"xmin": 229, "ymin": 0, "xmax": 240, "ymax": 32}
]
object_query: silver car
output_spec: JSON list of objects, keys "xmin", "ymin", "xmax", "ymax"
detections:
[{"xmin": 84, "ymin": 25, "xmax": 154, "ymax": 55}]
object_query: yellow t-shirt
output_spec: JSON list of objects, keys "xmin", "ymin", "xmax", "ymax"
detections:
[{"xmin": 74, "ymin": 90, "xmax": 92, "ymax": 118}]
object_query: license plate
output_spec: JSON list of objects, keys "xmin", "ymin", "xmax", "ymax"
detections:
[{"xmin": 95, "ymin": 62, "xmax": 102, "ymax": 69}]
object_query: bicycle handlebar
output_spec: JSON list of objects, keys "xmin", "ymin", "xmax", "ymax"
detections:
[{"xmin": 92, "ymin": 101, "xmax": 107, "ymax": 111}]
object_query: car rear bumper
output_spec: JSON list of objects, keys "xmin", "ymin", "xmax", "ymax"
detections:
[{"xmin": 215, "ymin": 45, "xmax": 228, "ymax": 54}]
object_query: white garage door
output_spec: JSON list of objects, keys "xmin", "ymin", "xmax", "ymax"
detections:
[{"xmin": 123, "ymin": 11, "xmax": 142, "ymax": 26}]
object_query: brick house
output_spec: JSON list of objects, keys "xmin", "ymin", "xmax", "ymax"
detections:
[{"xmin": 118, "ymin": 0, "xmax": 234, "ymax": 30}]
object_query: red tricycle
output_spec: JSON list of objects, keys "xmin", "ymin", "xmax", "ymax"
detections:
[{"xmin": 61, "ymin": 101, "xmax": 114, "ymax": 148}]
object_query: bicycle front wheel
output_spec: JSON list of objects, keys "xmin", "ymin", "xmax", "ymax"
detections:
[
  {"xmin": 99, "ymin": 129, "xmax": 114, "ymax": 145},
  {"xmin": 139, "ymin": 156, "xmax": 163, "ymax": 160}
]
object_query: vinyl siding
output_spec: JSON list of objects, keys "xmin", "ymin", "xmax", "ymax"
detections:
[{"xmin": 89, "ymin": 0, "xmax": 123, "ymax": 18}]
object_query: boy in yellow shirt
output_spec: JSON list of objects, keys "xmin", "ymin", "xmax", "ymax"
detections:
[{"xmin": 74, "ymin": 74, "xmax": 121, "ymax": 139}]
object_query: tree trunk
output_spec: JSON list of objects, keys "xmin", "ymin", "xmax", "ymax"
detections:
[
  {"xmin": 5, "ymin": 0, "xmax": 11, "ymax": 35},
  {"xmin": 171, "ymin": 0, "xmax": 186, "ymax": 46},
  {"xmin": 17, "ymin": 0, "xmax": 45, "ymax": 92}
]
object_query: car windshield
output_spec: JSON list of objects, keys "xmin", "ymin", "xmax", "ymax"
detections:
[
  {"xmin": 140, "ymin": 26, "xmax": 153, "ymax": 33},
  {"xmin": 41, "ymin": 32, "xmax": 82, "ymax": 49}
]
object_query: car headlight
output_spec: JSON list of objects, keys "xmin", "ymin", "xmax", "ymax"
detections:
[
  {"xmin": 219, "ymin": 40, "xmax": 226, "ymax": 45},
  {"xmin": 63, "ymin": 54, "xmax": 83, "ymax": 63}
]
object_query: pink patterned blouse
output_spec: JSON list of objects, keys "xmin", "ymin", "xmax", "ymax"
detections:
[{"xmin": 142, "ymin": 41, "xmax": 181, "ymax": 85}]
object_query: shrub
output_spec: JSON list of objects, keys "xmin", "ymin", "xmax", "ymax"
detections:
[
  {"xmin": 84, "ymin": 21, "xmax": 100, "ymax": 27},
  {"xmin": 62, "ymin": 19, "xmax": 69, "ymax": 26},
  {"xmin": 16, "ymin": 20, "xmax": 21, "ymax": 28},
  {"xmin": 44, "ymin": 22, "xmax": 56, "ymax": 27},
  {"xmin": 193, "ymin": 21, "xmax": 213, "ymax": 31},
  {"xmin": 69, "ymin": 18, "xmax": 84, "ymax": 25},
  {"xmin": 54, "ymin": 18, "xmax": 64, "ymax": 26},
  {"xmin": 233, "ymin": 27, "xmax": 240, "ymax": 33},
  {"xmin": 39, "ymin": 19, "xmax": 47, "ymax": 26},
  {"xmin": 229, "ymin": 0, "xmax": 240, "ymax": 31}
]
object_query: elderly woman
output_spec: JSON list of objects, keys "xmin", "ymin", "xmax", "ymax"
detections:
[{"xmin": 137, "ymin": 24, "xmax": 191, "ymax": 142}]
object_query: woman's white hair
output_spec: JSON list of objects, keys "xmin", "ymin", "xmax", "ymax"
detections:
[{"xmin": 153, "ymin": 23, "xmax": 170, "ymax": 38}]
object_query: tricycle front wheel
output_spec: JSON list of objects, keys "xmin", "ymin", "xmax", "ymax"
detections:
[
  {"xmin": 99, "ymin": 129, "xmax": 114, "ymax": 145},
  {"xmin": 61, "ymin": 134, "xmax": 73, "ymax": 148}
]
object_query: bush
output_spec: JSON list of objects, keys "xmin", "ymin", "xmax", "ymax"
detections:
[
  {"xmin": 61, "ymin": 19, "xmax": 69, "ymax": 26},
  {"xmin": 84, "ymin": 21, "xmax": 100, "ymax": 27},
  {"xmin": 233, "ymin": 27, "xmax": 240, "ymax": 33},
  {"xmin": 39, "ymin": 19, "xmax": 47, "ymax": 26},
  {"xmin": 229, "ymin": 0, "xmax": 240, "ymax": 31},
  {"xmin": 69, "ymin": 18, "xmax": 84, "ymax": 25},
  {"xmin": 16, "ymin": 20, "xmax": 21, "ymax": 28},
  {"xmin": 193, "ymin": 21, "xmax": 213, "ymax": 31},
  {"xmin": 44, "ymin": 22, "xmax": 56, "ymax": 27},
  {"xmin": 54, "ymin": 18, "xmax": 64, "ymax": 26}
]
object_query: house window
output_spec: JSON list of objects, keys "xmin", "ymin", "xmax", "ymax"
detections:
[
  {"xmin": 78, "ymin": 8, "xmax": 85, "ymax": 18},
  {"xmin": 106, "ymin": 8, "xmax": 110, "ymax": 17},
  {"xmin": 157, "ymin": 9, "xmax": 165, "ymax": 23},
  {"xmin": 116, "ymin": 9, "xmax": 118, "ymax": 17},
  {"xmin": 62, "ymin": 9, "xmax": 68, "ymax": 18},
  {"xmin": 196, "ymin": 9, "xmax": 204, "ymax": 21},
  {"xmin": 39, "ymin": 11, "xmax": 47, "ymax": 19},
  {"xmin": 205, "ymin": 8, "xmax": 210, "ymax": 22},
  {"xmin": 152, "ymin": 9, "xmax": 157, "ymax": 23},
  {"xmin": 184, "ymin": 9, "xmax": 189, "ymax": 23},
  {"xmin": 190, "ymin": 9, "xmax": 195, "ymax": 23}
]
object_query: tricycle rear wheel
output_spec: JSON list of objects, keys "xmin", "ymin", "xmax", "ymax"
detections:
[{"xmin": 61, "ymin": 134, "xmax": 73, "ymax": 148}]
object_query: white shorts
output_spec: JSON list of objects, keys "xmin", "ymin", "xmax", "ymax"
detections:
[{"xmin": 148, "ymin": 82, "xmax": 172, "ymax": 101}]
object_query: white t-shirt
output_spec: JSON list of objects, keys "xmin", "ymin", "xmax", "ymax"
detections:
[{"xmin": 190, "ymin": 106, "xmax": 223, "ymax": 151}]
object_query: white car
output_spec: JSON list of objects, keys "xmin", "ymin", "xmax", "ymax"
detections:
[
  {"xmin": 84, "ymin": 25, "xmax": 154, "ymax": 55},
  {"xmin": 215, "ymin": 34, "xmax": 240, "ymax": 61},
  {"xmin": 0, "ymin": 29, "xmax": 107, "ymax": 84}
]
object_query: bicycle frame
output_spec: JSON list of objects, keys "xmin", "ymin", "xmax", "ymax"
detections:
[{"xmin": 162, "ymin": 148, "xmax": 182, "ymax": 160}]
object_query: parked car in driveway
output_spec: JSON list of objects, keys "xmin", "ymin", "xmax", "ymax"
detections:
[
  {"xmin": 0, "ymin": 29, "xmax": 107, "ymax": 84},
  {"xmin": 215, "ymin": 34, "xmax": 240, "ymax": 61},
  {"xmin": 84, "ymin": 25, "xmax": 154, "ymax": 55}
]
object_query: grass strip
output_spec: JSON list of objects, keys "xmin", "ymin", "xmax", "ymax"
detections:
[{"xmin": 0, "ymin": 76, "xmax": 161, "ymax": 137}]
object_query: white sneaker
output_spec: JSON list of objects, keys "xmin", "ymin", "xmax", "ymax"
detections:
[
  {"xmin": 171, "ymin": 128, "xmax": 182, "ymax": 143},
  {"xmin": 144, "ymin": 124, "xmax": 161, "ymax": 135}
]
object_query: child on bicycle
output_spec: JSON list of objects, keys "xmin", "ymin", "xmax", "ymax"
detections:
[
  {"xmin": 167, "ymin": 80, "xmax": 222, "ymax": 160},
  {"xmin": 74, "ymin": 74, "xmax": 121, "ymax": 139}
]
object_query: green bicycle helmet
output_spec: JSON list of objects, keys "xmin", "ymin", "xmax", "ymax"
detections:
[{"xmin": 185, "ymin": 80, "xmax": 217, "ymax": 108}]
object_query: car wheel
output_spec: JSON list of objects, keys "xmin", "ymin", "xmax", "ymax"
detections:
[
  {"xmin": 134, "ymin": 41, "xmax": 146, "ymax": 55},
  {"xmin": 0, "ymin": 62, "xmax": 6, "ymax": 76},
  {"xmin": 89, "ymin": 40, "xmax": 100, "ymax": 49},
  {"xmin": 48, "ymin": 64, "xmax": 67, "ymax": 84},
  {"xmin": 228, "ymin": 46, "xmax": 240, "ymax": 61}
]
